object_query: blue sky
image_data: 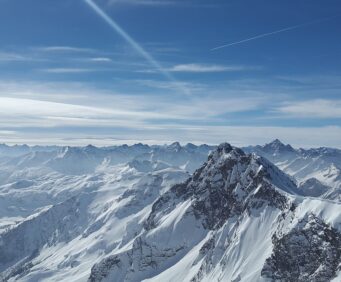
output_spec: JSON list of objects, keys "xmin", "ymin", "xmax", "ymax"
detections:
[{"xmin": 0, "ymin": 0, "xmax": 340, "ymax": 147}]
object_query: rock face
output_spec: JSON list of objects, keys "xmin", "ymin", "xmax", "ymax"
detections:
[
  {"xmin": 88, "ymin": 256, "xmax": 121, "ymax": 282},
  {"xmin": 87, "ymin": 143, "xmax": 341, "ymax": 282},
  {"xmin": 262, "ymin": 138, "xmax": 297, "ymax": 156},
  {"xmin": 0, "ymin": 159, "xmax": 189, "ymax": 282},
  {"xmin": 1, "ymin": 142, "xmax": 340, "ymax": 282},
  {"xmin": 0, "ymin": 195, "xmax": 91, "ymax": 280},
  {"xmin": 146, "ymin": 143, "xmax": 292, "ymax": 231},
  {"xmin": 262, "ymin": 214, "xmax": 341, "ymax": 282},
  {"xmin": 299, "ymin": 177, "xmax": 330, "ymax": 197}
]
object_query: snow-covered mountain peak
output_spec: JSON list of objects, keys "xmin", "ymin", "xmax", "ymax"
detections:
[
  {"xmin": 207, "ymin": 142, "xmax": 235, "ymax": 160},
  {"xmin": 204, "ymin": 143, "xmax": 298, "ymax": 196},
  {"xmin": 262, "ymin": 139, "xmax": 295, "ymax": 155},
  {"xmin": 1, "ymin": 142, "xmax": 340, "ymax": 282},
  {"xmin": 299, "ymin": 177, "xmax": 330, "ymax": 197},
  {"xmin": 299, "ymin": 147, "xmax": 341, "ymax": 158},
  {"xmin": 0, "ymin": 144, "xmax": 31, "ymax": 157},
  {"xmin": 184, "ymin": 143, "xmax": 197, "ymax": 151},
  {"xmin": 167, "ymin": 142, "xmax": 182, "ymax": 152},
  {"xmin": 146, "ymin": 144, "xmax": 295, "ymax": 232},
  {"xmin": 268, "ymin": 138, "xmax": 283, "ymax": 146},
  {"xmin": 57, "ymin": 145, "xmax": 77, "ymax": 157},
  {"xmin": 86, "ymin": 144, "xmax": 339, "ymax": 282},
  {"xmin": 245, "ymin": 141, "xmax": 341, "ymax": 200},
  {"xmin": 84, "ymin": 144, "xmax": 99, "ymax": 153}
]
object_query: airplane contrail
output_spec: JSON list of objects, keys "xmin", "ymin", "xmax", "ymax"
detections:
[
  {"xmin": 211, "ymin": 16, "xmax": 337, "ymax": 51},
  {"xmin": 84, "ymin": 0, "xmax": 189, "ymax": 94}
]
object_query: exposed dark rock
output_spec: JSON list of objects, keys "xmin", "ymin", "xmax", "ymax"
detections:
[
  {"xmin": 146, "ymin": 143, "xmax": 291, "ymax": 231},
  {"xmin": 88, "ymin": 256, "xmax": 121, "ymax": 282},
  {"xmin": 262, "ymin": 214, "xmax": 341, "ymax": 282}
]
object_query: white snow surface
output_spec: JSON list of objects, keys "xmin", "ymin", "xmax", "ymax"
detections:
[
  {"xmin": 245, "ymin": 139, "xmax": 341, "ymax": 201},
  {"xmin": 0, "ymin": 142, "xmax": 340, "ymax": 282}
]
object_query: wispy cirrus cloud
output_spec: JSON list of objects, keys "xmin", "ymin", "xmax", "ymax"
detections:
[
  {"xmin": 40, "ymin": 68, "xmax": 101, "ymax": 74},
  {"xmin": 275, "ymin": 99, "xmax": 341, "ymax": 118},
  {"xmin": 0, "ymin": 51, "xmax": 47, "ymax": 62},
  {"xmin": 0, "ymin": 96, "xmax": 176, "ymax": 129},
  {"xmin": 0, "ymin": 80, "xmax": 340, "ymax": 147},
  {"xmin": 0, "ymin": 46, "xmax": 111, "ymax": 65},
  {"xmin": 0, "ymin": 130, "xmax": 16, "ymax": 135},
  {"xmin": 89, "ymin": 57, "xmax": 112, "ymax": 62},
  {"xmin": 1, "ymin": 124, "xmax": 340, "ymax": 149},
  {"xmin": 0, "ymin": 80, "xmax": 264, "ymax": 129},
  {"xmin": 168, "ymin": 63, "xmax": 260, "ymax": 73},
  {"xmin": 0, "ymin": 51, "xmax": 30, "ymax": 62},
  {"xmin": 138, "ymin": 64, "xmax": 261, "ymax": 74},
  {"xmin": 134, "ymin": 79, "xmax": 205, "ymax": 93},
  {"xmin": 35, "ymin": 46, "xmax": 95, "ymax": 53}
]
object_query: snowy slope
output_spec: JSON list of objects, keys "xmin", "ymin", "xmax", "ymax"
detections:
[
  {"xmin": 0, "ymin": 143, "xmax": 214, "ymax": 175},
  {"xmin": 245, "ymin": 139, "xmax": 341, "ymax": 201},
  {"xmin": 0, "ymin": 142, "xmax": 212, "ymax": 281},
  {"xmin": 0, "ymin": 143, "xmax": 212, "ymax": 230},
  {"xmin": 0, "ymin": 163, "xmax": 189, "ymax": 281},
  {"xmin": 0, "ymin": 142, "xmax": 340, "ymax": 282},
  {"xmin": 88, "ymin": 144, "xmax": 341, "ymax": 282}
]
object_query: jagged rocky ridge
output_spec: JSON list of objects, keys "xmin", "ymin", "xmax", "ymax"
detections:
[
  {"xmin": 145, "ymin": 144, "xmax": 294, "ymax": 231},
  {"xmin": 0, "ymin": 142, "xmax": 214, "ymax": 178},
  {"xmin": 0, "ymin": 195, "xmax": 91, "ymax": 280},
  {"xmin": 0, "ymin": 161, "xmax": 190, "ymax": 281},
  {"xmin": 0, "ymin": 142, "xmax": 340, "ymax": 281},
  {"xmin": 245, "ymin": 139, "xmax": 341, "ymax": 201},
  {"xmin": 0, "ymin": 142, "xmax": 213, "ymax": 232},
  {"xmin": 262, "ymin": 214, "xmax": 341, "ymax": 282},
  {"xmin": 88, "ymin": 143, "xmax": 341, "ymax": 282},
  {"xmin": 1, "ymin": 140, "xmax": 340, "ymax": 201}
]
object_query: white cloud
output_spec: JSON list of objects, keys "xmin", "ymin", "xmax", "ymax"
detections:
[
  {"xmin": 0, "ymin": 80, "xmax": 339, "ymax": 148},
  {"xmin": 166, "ymin": 97, "xmax": 264, "ymax": 117},
  {"xmin": 0, "ymin": 51, "xmax": 44, "ymax": 62},
  {"xmin": 276, "ymin": 99, "xmax": 341, "ymax": 118},
  {"xmin": 0, "ymin": 52, "xmax": 30, "ymax": 62},
  {"xmin": 0, "ymin": 80, "xmax": 266, "ymax": 132},
  {"xmin": 0, "ymin": 130, "xmax": 16, "ymax": 135},
  {"xmin": 138, "ymin": 64, "xmax": 261, "ymax": 74},
  {"xmin": 134, "ymin": 79, "xmax": 205, "ymax": 93},
  {"xmin": 0, "ymin": 96, "xmax": 175, "ymax": 128},
  {"xmin": 89, "ymin": 57, "xmax": 112, "ymax": 62},
  {"xmin": 41, "ymin": 68, "xmax": 101, "ymax": 73},
  {"xmin": 168, "ymin": 63, "xmax": 257, "ymax": 73},
  {"xmin": 36, "ymin": 46, "xmax": 95, "ymax": 53},
  {"xmin": 0, "ymin": 91, "xmax": 262, "ymax": 129}
]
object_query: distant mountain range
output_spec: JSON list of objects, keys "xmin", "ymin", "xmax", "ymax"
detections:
[
  {"xmin": 244, "ymin": 139, "xmax": 341, "ymax": 200},
  {"xmin": 1, "ymin": 139, "xmax": 339, "ymax": 200},
  {"xmin": 0, "ymin": 140, "xmax": 340, "ymax": 281}
]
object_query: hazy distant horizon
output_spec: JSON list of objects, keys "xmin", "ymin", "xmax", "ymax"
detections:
[{"xmin": 1, "ymin": 137, "xmax": 340, "ymax": 150}]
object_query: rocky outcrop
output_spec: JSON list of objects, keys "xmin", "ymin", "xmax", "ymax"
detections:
[
  {"xmin": 299, "ymin": 177, "xmax": 330, "ymax": 197},
  {"xmin": 89, "ymin": 143, "xmax": 304, "ymax": 282},
  {"xmin": 146, "ymin": 143, "xmax": 292, "ymax": 231},
  {"xmin": 262, "ymin": 214, "xmax": 341, "ymax": 282}
]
